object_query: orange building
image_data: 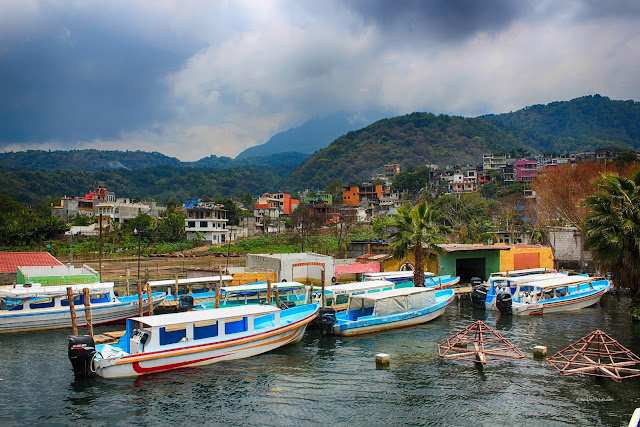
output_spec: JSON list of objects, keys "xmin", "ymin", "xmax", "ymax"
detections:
[{"xmin": 342, "ymin": 185, "xmax": 387, "ymax": 206}]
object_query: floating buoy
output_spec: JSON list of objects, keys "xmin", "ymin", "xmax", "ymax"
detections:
[
  {"xmin": 533, "ymin": 346, "xmax": 548, "ymax": 359},
  {"xmin": 375, "ymin": 353, "xmax": 390, "ymax": 368}
]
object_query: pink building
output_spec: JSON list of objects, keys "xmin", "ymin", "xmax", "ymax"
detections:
[{"xmin": 515, "ymin": 160, "xmax": 538, "ymax": 183}]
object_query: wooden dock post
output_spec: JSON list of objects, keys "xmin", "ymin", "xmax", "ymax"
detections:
[
  {"xmin": 82, "ymin": 288, "xmax": 93, "ymax": 337},
  {"xmin": 174, "ymin": 274, "xmax": 179, "ymax": 301},
  {"xmin": 274, "ymin": 284, "xmax": 279, "ymax": 306},
  {"xmin": 215, "ymin": 280, "xmax": 221, "ymax": 309},
  {"xmin": 439, "ymin": 278, "xmax": 443, "ymax": 290},
  {"xmin": 146, "ymin": 283, "xmax": 154, "ymax": 316},
  {"xmin": 321, "ymin": 270, "xmax": 326, "ymax": 308},
  {"xmin": 267, "ymin": 274, "xmax": 272, "ymax": 305},
  {"xmin": 137, "ymin": 280, "xmax": 144, "ymax": 317},
  {"xmin": 125, "ymin": 266, "xmax": 130, "ymax": 296},
  {"xmin": 67, "ymin": 286, "xmax": 78, "ymax": 336}
]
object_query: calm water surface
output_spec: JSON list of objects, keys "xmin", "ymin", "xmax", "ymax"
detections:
[{"xmin": 1, "ymin": 294, "xmax": 639, "ymax": 426}]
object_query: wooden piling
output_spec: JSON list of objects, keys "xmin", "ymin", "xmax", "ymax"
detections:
[
  {"xmin": 146, "ymin": 283, "xmax": 154, "ymax": 316},
  {"xmin": 274, "ymin": 284, "xmax": 279, "ymax": 306},
  {"xmin": 321, "ymin": 270, "xmax": 326, "ymax": 308},
  {"xmin": 267, "ymin": 274, "xmax": 272, "ymax": 305},
  {"xmin": 174, "ymin": 273, "xmax": 179, "ymax": 301},
  {"xmin": 83, "ymin": 288, "xmax": 93, "ymax": 337},
  {"xmin": 67, "ymin": 286, "xmax": 78, "ymax": 336},
  {"xmin": 125, "ymin": 266, "xmax": 130, "ymax": 296},
  {"xmin": 137, "ymin": 280, "xmax": 143, "ymax": 318},
  {"xmin": 215, "ymin": 280, "xmax": 221, "ymax": 309},
  {"xmin": 439, "ymin": 278, "xmax": 443, "ymax": 290}
]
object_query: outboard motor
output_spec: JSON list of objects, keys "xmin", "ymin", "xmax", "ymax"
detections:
[
  {"xmin": 318, "ymin": 307, "xmax": 337, "ymax": 335},
  {"xmin": 495, "ymin": 292, "xmax": 513, "ymax": 315},
  {"xmin": 178, "ymin": 295, "xmax": 195, "ymax": 312},
  {"xmin": 68, "ymin": 335, "xmax": 96, "ymax": 378},
  {"xmin": 470, "ymin": 284, "xmax": 487, "ymax": 310},
  {"xmin": 279, "ymin": 301, "xmax": 296, "ymax": 310}
]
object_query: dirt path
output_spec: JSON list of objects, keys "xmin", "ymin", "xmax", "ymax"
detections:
[{"xmin": 78, "ymin": 251, "xmax": 245, "ymax": 284}]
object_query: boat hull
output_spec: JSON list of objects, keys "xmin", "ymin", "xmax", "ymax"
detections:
[
  {"xmin": 0, "ymin": 296, "xmax": 164, "ymax": 333},
  {"xmin": 486, "ymin": 286, "xmax": 608, "ymax": 316},
  {"xmin": 94, "ymin": 307, "xmax": 318, "ymax": 378},
  {"xmin": 333, "ymin": 290, "xmax": 455, "ymax": 337},
  {"xmin": 333, "ymin": 306, "xmax": 447, "ymax": 336}
]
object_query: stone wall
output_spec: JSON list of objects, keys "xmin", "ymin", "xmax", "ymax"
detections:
[{"xmin": 547, "ymin": 226, "xmax": 594, "ymax": 273}]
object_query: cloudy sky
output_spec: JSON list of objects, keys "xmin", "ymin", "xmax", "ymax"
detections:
[{"xmin": 1, "ymin": 0, "xmax": 639, "ymax": 160}]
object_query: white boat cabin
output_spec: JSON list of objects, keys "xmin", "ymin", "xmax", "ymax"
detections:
[
  {"xmin": 361, "ymin": 271, "xmax": 433, "ymax": 282},
  {"xmin": 0, "ymin": 283, "xmax": 116, "ymax": 311},
  {"xmin": 345, "ymin": 287, "xmax": 436, "ymax": 321},
  {"xmin": 126, "ymin": 305, "xmax": 282, "ymax": 354},
  {"xmin": 494, "ymin": 276, "xmax": 593, "ymax": 303}
]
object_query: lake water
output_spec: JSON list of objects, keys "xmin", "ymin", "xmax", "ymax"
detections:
[{"xmin": 1, "ymin": 294, "xmax": 639, "ymax": 426}]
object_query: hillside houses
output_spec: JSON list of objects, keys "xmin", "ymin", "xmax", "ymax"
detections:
[{"xmin": 51, "ymin": 185, "xmax": 165, "ymax": 227}]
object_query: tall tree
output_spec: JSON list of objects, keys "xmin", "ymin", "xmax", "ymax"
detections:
[
  {"xmin": 335, "ymin": 206, "xmax": 357, "ymax": 258},
  {"xmin": 583, "ymin": 168, "xmax": 640, "ymax": 301},
  {"xmin": 388, "ymin": 201, "xmax": 446, "ymax": 287},
  {"xmin": 289, "ymin": 200, "xmax": 323, "ymax": 252}
]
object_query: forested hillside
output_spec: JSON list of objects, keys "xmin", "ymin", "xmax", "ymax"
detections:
[
  {"xmin": 286, "ymin": 113, "xmax": 525, "ymax": 190},
  {"xmin": 481, "ymin": 95, "xmax": 640, "ymax": 153},
  {"xmin": 0, "ymin": 167, "xmax": 286, "ymax": 207}
]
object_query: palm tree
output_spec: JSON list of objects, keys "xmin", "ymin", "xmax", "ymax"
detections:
[
  {"xmin": 582, "ymin": 168, "xmax": 640, "ymax": 297},
  {"xmin": 388, "ymin": 201, "xmax": 447, "ymax": 287}
]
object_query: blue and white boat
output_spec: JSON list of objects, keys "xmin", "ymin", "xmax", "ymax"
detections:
[
  {"xmin": 199, "ymin": 281, "xmax": 310, "ymax": 309},
  {"xmin": 314, "ymin": 280, "xmax": 399, "ymax": 310},
  {"xmin": 69, "ymin": 303, "xmax": 320, "ymax": 378},
  {"xmin": 332, "ymin": 287, "xmax": 455, "ymax": 336},
  {"xmin": 361, "ymin": 271, "xmax": 460, "ymax": 288},
  {"xmin": 148, "ymin": 275, "xmax": 234, "ymax": 310},
  {"xmin": 485, "ymin": 275, "xmax": 610, "ymax": 316},
  {"xmin": 0, "ymin": 283, "xmax": 165, "ymax": 333}
]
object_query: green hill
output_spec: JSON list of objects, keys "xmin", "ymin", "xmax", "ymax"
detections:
[
  {"xmin": 286, "ymin": 113, "xmax": 525, "ymax": 190},
  {"xmin": 481, "ymin": 94, "xmax": 640, "ymax": 153}
]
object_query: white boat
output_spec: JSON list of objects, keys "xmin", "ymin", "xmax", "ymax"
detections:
[
  {"xmin": 332, "ymin": 287, "xmax": 455, "ymax": 336},
  {"xmin": 314, "ymin": 280, "xmax": 398, "ymax": 310},
  {"xmin": 70, "ymin": 303, "xmax": 320, "ymax": 378},
  {"xmin": 0, "ymin": 283, "xmax": 165, "ymax": 333},
  {"xmin": 361, "ymin": 271, "xmax": 460, "ymax": 288},
  {"xmin": 485, "ymin": 275, "xmax": 610, "ymax": 316},
  {"xmin": 148, "ymin": 275, "xmax": 234, "ymax": 309}
]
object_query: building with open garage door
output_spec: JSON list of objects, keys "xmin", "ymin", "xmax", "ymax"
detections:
[{"xmin": 436, "ymin": 244, "xmax": 554, "ymax": 282}]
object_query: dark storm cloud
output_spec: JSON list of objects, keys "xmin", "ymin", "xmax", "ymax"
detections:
[
  {"xmin": 0, "ymin": 7, "xmax": 200, "ymax": 146},
  {"xmin": 343, "ymin": 0, "xmax": 531, "ymax": 44}
]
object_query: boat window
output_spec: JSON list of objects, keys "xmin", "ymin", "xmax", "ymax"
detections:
[
  {"xmin": 225, "ymin": 316, "xmax": 249, "ymax": 334},
  {"xmin": 159, "ymin": 325, "xmax": 187, "ymax": 345},
  {"xmin": 254, "ymin": 313, "xmax": 276, "ymax": 329},
  {"xmin": 90, "ymin": 293, "xmax": 111, "ymax": 303},
  {"xmin": 61, "ymin": 295, "xmax": 82, "ymax": 307},
  {"xmin": 194, "ymin": 321, "xmax": 218, "ymax": 340},
  {"xmin": 30, "ymin": 298, "xmax": 56, "ymax": 309}
]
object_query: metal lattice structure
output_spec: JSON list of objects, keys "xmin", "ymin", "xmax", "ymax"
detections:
[
  {"xmin": 438, "ymin": 320, "xmax": 525, "ymax": 364},
  {"xmin": 547, "ymin": 330, "xmax": 640, "ymax": 382}
]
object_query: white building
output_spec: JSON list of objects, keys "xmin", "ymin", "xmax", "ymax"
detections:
[{"xmin": 184, "ymin": 201, "xmax": 231, "ymax": 244}]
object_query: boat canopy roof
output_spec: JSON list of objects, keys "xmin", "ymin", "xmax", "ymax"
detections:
[
  {"xmin": 221, "ymin": 281, "xmax": 305, "ymax": 294},
  {"xmin": 0, "ymin": 282, "xmax": 114, "ymax": 298},
  {"xmin": 148, "ymin": 276, "xmax": 233, "ymax": 287},
  {"xmin": 492, "ymin": 273, "xmax": 567, "ymax": 285},
  {"xmin": 524, "ymin": 275, "xmax": 592, "ymax": 289},
  {"xmin": 362, "ymin": 271, "xmax": 433, "ymax": 280},
  {"xmin": 326, "ymin": 280, "xmax": 395, "ymax": 295},
  {"xmin": 350, "ymin": 286, "xmax": 433, "ymax": 302},
  {"xmin": 130, "ymin": 304, "xmax": 280, "ymax": 327},
  {"xmin": 490, "ymin": 268, "xmax": 555, "ymax": 277}
]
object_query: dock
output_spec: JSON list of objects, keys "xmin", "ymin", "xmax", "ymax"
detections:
[{"xmin": 93, "ymin": 330, "xmax": 126, "ymax": 345}]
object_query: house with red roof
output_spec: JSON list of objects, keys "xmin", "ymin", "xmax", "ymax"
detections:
[{"xmin": 0, "ymin": 252, "xmax": 63, "ymax": 285}]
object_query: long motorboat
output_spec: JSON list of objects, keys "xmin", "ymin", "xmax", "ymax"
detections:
[
  {"xmin": 332, "ymin": 287, "xmax": 455, "ymax": 336},
  {"xmin": 199, "ymin": 281, "xmax": 310, "ymax": 309},
  {"xmin": 485, "ymin": 275, "xmax": 610, "ymax": 316},
  {"xmin": 0, "ymin": 283, "xmax": 165, "ymax": 333},
  {"xmin": 148, "ymin": 275, "xmax": 234, "ymax": 310},
  {"xmin": 69, "ymin": 303, "xmax": 320, "ymax": 378},
  {"xmin": 314, "ymin": 280, "xmax": 399, "ymax": 311},
  {"xmin": 361, "ymin": 271, "xmax": 460, "ymax": 288}
]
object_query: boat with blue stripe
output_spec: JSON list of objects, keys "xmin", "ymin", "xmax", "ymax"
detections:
[{"xmin": 332, "ymin": 287, "xmax": 455, "ymax": 336}]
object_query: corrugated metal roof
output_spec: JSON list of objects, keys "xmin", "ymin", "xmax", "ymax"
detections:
[
  {"xmin": 438, "ymin": 244, "xmax": 511, "ymax": 253},
  {"xmin": 357, "ymin": 253, "xmax": 391, "ymax": 261},
  {"xmin": 0, "ymin": 252, "xmax": 63, "ymax": 273}
]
